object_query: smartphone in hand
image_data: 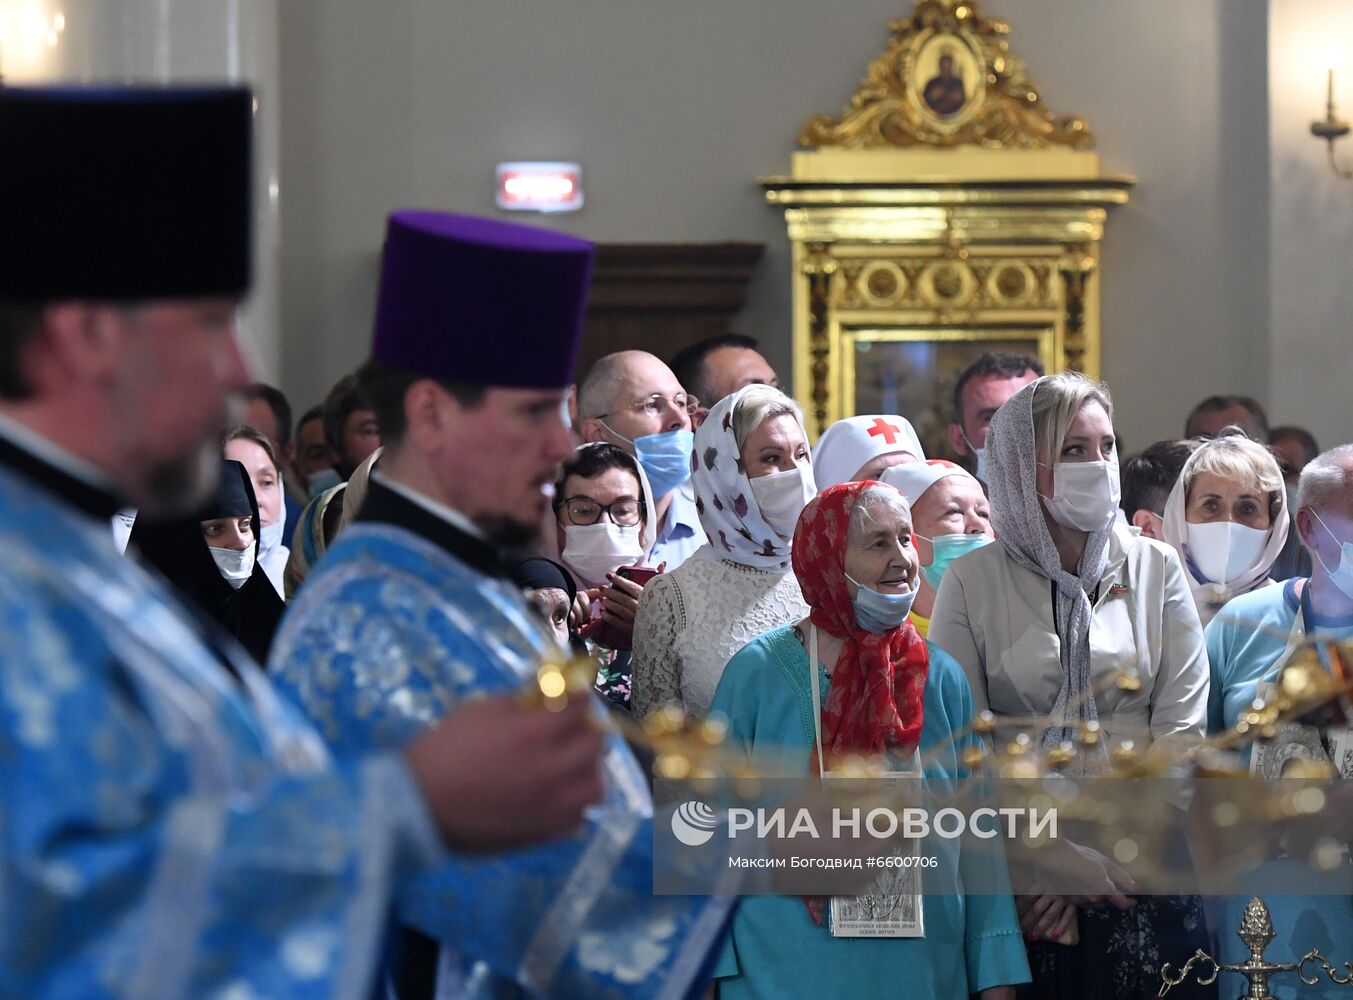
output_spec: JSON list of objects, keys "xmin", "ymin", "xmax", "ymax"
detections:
[{"xmin": 580, "ymin": 564, "xmax": 661, "ymax": 650}]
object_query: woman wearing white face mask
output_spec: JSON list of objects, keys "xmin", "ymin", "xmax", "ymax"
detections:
[
  {"xmin": 1161, "ymin": 430, "xmax": 1288, "ymax": 627},
  {"xmin": 631, "ymin": 384, "xmax": 815, "ymax": 720},
  {"xmin": 129, "ymin": 460, "xmax": 285, "ymax": 665},
  {"xmin": 224, "ymin": 424, "xmax": 291, "ymax": 599},
  {"xmin": 706, "ymin": 481, "xmax": 1028, "ymax": 1000},
  {"xmin": 552, "ymin": 443, "xmax": 657, "ymax": 709},
  {"xmin": 929, "ymin": 372, "xmax": 1210, "ymax": 999}
]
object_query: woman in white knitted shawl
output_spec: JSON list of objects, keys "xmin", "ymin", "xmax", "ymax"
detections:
[{"xmin": 630, "ymin": 385, "xmax": 815, "ymax": 720}]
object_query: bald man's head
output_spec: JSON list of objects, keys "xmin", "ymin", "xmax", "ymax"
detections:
[{"xmin": 577, "ymin": 350, "xmax": 690, "ymax": 453}]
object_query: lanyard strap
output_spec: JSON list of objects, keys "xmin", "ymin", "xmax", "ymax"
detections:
[{"xmin": 809, "ymin": 624, "xmax": 826, "ymax": 778}]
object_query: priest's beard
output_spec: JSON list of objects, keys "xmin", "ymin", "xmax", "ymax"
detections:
[
  {"xmin": 139, "ymin": 438, "xmax": 220, "ymax": 517},
  {"xmin": 473, "ymin": 513, "xmax": 540, "ymax": 555}
]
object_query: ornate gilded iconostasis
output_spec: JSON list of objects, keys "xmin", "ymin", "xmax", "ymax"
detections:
[{"xmin": 762, "ymin": 0, "xmax": 1134, "ymax": 447}]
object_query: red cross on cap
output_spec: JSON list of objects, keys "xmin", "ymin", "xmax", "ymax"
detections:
[{"xmin": 866, "ymin": 417, "xmax": 903, "ymax": 445}]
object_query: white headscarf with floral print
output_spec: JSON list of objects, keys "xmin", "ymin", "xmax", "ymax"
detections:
[{"xmin": 689, "ymin": 385, "xmax": 812, "ymax": 571}]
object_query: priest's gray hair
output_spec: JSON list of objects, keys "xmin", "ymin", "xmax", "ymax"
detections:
[
  {"xmin": 846, "ymin": 482, "xmax": 912, "ymax": 544},
  {"xmin": 730, "ymin": 385, "xmax": 804, "ymax": 454},
  {"xmin": 577, "ymin": 354, "xmax": 627, "ymax": 420},
  {"xmin": 1031, "ymin": 371, "xmax": 1114, "ymax": 465},
  {"xmin": 1298, "ymin": 444, "xmax": 1353, "ymax": 515}
]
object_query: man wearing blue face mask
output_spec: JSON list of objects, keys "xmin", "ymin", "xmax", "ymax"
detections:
[
  {"xmin": 578, "ymin": 350, "xmax": 708, "ymax": 571},
  {"xmin": 1203, "ymin": 442, "xmax": 1353, "ymax": 993}
]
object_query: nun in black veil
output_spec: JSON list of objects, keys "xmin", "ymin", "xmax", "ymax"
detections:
[{"xmin": 130, "ymin": 459, "xmax": 285, "ymax": 664}]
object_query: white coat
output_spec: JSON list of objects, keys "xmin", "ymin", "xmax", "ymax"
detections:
[{"xmin": 929, "ymin": 522, "xmax": 1209, "ymax": 748}]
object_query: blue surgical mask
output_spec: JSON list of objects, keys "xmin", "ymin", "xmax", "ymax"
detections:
[
  {"xmin": 307, "ymin": 467, "xmax": 342, "ymax": 498},
  {"xmin": 604, "ymin": 422, "xmax": 694, "ymax": 498},
  {"xmin": 1312, "ymin": 509, "xmax": 1353, "ymax": 601},
  {"xmin": 918, "ymin": 533, "xmax": 991, "ymax": 591},
  {"xmin": 845, "ymin": 572, "xmax": 917, "ymax": 633}
]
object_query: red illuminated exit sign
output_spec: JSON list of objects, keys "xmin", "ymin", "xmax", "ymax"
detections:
[{"xmin": 495, "ymin": 162, "xmax": 583, "ymax": 213}]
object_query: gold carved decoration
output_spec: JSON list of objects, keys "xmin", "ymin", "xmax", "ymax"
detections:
[
  {"xmin": 762, "ymin": 1, "xmax": 1133, "ymax": 446},
  {"xmin": 799, "ymin": 0, "xmax": 1093, "ymax": 151},
  {"xmin": 801, "ymin": 244, "xmax": 838, "ymax": 436}
]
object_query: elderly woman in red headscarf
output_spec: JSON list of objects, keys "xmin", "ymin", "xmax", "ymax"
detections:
[{"xmin": 707, "ymin": 480, "xmax": 1028, "ymax": 1000}]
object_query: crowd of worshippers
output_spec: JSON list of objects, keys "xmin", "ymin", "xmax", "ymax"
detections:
[
  {"xmin": 12, "ymin": 85, "xmax": 1353, "ymax": 1000},
  {"xmin": 143, "ymin": 339, "xmax": 1351, "ymax": 995},
  {"xmin": 194, "ymin": 347, "xmax": 1325, "ymax": 707}
]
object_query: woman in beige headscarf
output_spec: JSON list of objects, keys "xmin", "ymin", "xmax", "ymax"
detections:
[
  {"xmin": 929, "ymin": 371, "xmax": 1210, "ymax": 998},
  {"xmin": 283, "ymin": 446, "xmax": 382, "ymax": 597}
]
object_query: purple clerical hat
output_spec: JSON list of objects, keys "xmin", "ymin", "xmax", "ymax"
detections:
[{"xmin": 371, "ymin": 211, "xmax": 594, "ymax": 389}]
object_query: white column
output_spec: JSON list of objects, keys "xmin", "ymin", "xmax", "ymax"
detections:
[{"xmin": 0, "ymin": 0, "xmax": 282, "ymax": 383}]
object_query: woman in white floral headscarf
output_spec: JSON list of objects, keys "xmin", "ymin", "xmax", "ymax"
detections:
[{"xmin": 631, "ymin": 384, "xmax": 816, "ymax": 719}]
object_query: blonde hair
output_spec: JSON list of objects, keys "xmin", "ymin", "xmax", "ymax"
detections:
[
  {"xmin": 1182, "ymin": 429, "xmax": 1284, "ymax": 520},
  {"xmin": 1031, "ymin": 371, "xmax": 1114, "ymax": 465},
  {"xmin": 730, "ymin": 385, "xmax": 805, "ymax": 454}
]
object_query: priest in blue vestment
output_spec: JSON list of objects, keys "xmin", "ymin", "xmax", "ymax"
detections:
[
  {"xmin": 0, "ymin": 87, "xmax": 607, "ymax": 1000},
  {"xmin": 270, "ymin": 211, "xmax": 732, "ymax": 999}
]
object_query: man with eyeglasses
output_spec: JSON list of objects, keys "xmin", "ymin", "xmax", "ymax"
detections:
[{"xmin": 577, "ymin": 349, "xmax": 708, "ymax": 572}]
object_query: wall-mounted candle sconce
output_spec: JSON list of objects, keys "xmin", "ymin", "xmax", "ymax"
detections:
[{"xmin": 1311, "ymin": 67, "xmax": 1353, "ymax": 178}]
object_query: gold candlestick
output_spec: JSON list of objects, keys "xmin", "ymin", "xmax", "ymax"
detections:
[{"xmin": 1160, "ymin": 897, "xmax": 1353, "ymax": 999}]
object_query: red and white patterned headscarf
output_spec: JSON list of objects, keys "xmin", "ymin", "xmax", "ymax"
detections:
[{"xmin": 791, "ymin": 481, "xmax": 929, "ymax": 765}]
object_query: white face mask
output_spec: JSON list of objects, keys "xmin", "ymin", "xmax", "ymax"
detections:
[
  {"xmin": 209, "ymin": 545, "xmax": 255, "ymax": 589},
  {"xmin": 750, "ymin": 465, "xmax": 818, "ymax": 542},
  {"xmin": 1185, "ymin": 520, "xmax": 1270, "ymax": 584},
  {"xmin": 959, "ymin": 428, "xmax": 987, "ymax": 482},
  {"xmin": 561, "ymin": 521, "xmax": 643, "ymax": 588},
  {"xmin": 1039, "ymin": 460, "xmax": 1121, "ymax": 532},
  {"xmin": 259, "ymin": 518, "xmax": 286, "ymax": 556}
]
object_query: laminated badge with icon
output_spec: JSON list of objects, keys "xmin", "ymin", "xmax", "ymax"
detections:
[
  {"xmin": 811, "ymin": 625, "xmax": 925, "ymax": 938},
  {"xmin": 1251, "ymin": 592, "xmax": 1353, "ymax": 781}
]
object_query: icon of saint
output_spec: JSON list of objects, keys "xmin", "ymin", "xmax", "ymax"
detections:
[{"xmin": 922, "ymin": 49, "xmax": 966, "ymax": 117}]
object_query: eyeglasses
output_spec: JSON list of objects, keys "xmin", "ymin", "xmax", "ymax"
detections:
[
  {"xmin": 596, "ymin": 393, "xmax": 690, "ymax": 421},
  {"xmin": 556, "ymin": 496, "xmax": 645, "ymax": 527}
]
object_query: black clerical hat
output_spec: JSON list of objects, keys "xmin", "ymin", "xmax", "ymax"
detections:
[{"xmin": 0, "ymin": 86, "xmax": 251, "ymax": 299}]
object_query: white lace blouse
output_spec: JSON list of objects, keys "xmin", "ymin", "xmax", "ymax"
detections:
[{"xmin": 630, "ymin": 548, "xmax": 809, "ymax": 720}]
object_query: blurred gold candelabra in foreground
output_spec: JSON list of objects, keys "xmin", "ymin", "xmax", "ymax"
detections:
[{"xmin": 1160, "ymin": 897, "xmax": 1353, "ymax": 998}]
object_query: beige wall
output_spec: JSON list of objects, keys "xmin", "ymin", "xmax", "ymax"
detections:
[
  {"xmin": 1269, "ymin": 0, "xmax": 1353, "ymax": 452},
  {"xmin": 277, "ymin": 0, "xmax": 1281, "ymax": 453},
  {"xmin": 18, "ymin": 0, "xmax": 284, "ymax": 381}
]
